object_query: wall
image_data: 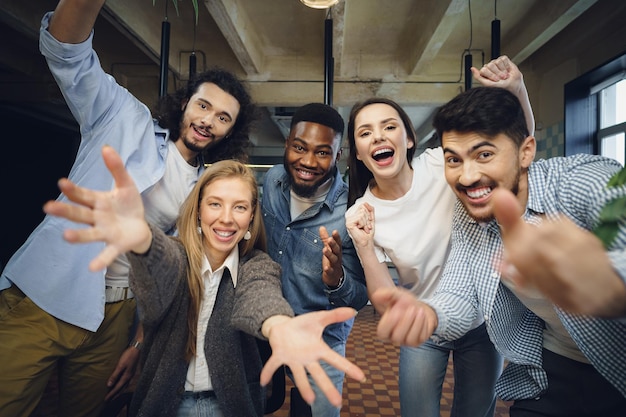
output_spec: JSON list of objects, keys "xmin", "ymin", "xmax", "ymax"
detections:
[{"xmin": 518, "ymin": 0, "xmax": 626, "ymax": 159}]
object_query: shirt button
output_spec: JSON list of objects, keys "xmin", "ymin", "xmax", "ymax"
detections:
[
  {"xmin": 491, "ymin": 272, "xmax": 499, "ymax": 278},
  {"xmin": 484, "ymin": 315, "xmax": 488, "ymax": 321},
  {"xmin": 278, "ymin": 250, "xmax": 283, "ymax": 255},
  {"xmin": 313, "ymin": 239, "xmax": 318, "ymax": 243}
]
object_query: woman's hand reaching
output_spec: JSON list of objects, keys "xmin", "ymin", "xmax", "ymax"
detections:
[
  {"xmin": 43, "ymin": 145, "xmax": 152, "ymax": 271},
  {"xmin": 260, "ymin": 307, "xmax": 366, "ymax": 407}
]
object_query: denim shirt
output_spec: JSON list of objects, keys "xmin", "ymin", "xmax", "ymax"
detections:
[
  {"xmin": 261, "ymin": 165, "xmax": 368, "ymax": 347},
  {"xmin": 0, "ymin": 12, "xmax": 171, "ymax": 331}
]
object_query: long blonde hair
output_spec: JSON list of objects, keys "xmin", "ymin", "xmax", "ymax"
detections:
[{"xmin": 176, "ymin": 160, "xmax": 267, "ymax": 359}]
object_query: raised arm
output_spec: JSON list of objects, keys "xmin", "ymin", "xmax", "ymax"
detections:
[
  {"xmin": 472, "ymin": 55, "xmax": 535, "ymax": 136},
  {"xmin": 48, "ymin": 0, "xmax": 106, "ymax": 43}
]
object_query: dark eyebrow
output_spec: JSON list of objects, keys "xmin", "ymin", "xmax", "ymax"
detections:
[
  {"xmin": 356, "ymin": 117, "xmax": 397, "ymax": 132},
  {"xmin": 196, "ymin": 98, "xmax": 233, "ymax": 121},
  {"xmin": 290, "ymin": 137, "xmax": 333, "ymax": 152},
  {"xmin": 443, "ymin": 141, "xmax": 496, "ymax": 155}
]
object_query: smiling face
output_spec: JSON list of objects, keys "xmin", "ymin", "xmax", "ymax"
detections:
[
  {"xmin": 178, "ymin": 82, "xmax": 241, "ymax": 160},
  {"xmin": 442, "ymin": 131, "xmax": 535, "ymax": 222},
  {"xmin": 198, "ymin": 176, "xmax": 253, "ymax": 268},
  {"xmin": 284, "ymin": 121, "xmax": 342, "ymax": 198},
  {"xmin": 353, "ymin": 103, "xmax": 415, "ymax": 182}
]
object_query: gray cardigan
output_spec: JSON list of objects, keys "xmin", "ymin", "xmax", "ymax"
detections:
[{"xmin": 127, "ymin": 225, "xmax": 294, "ymax": 417}]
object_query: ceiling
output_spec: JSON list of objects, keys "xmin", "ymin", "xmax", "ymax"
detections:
[{"xmin": 0, "ymin": 0, "xmax": 601, "ymax": 166}]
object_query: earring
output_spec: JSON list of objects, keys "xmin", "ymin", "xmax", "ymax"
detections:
[
  {"xmin": 197, "ymin": 226, "xmax": 202, "ymax": 235},
  {"xmin": 243, "ymin": 230, "xmax": 251, "ymax": 241}
]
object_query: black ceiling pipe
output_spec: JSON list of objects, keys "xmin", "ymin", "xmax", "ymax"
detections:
[
  {"xmin": 324, "ymin": 17, "xmax": 333, "ymax": 106},
  {"xmin": 189, "ymin": 52, "xmax": 197, "ymax": 79},
  {"xmin": 491, "ymin": 18, "xmax": 501, "ymax": 59},
  {"xmin": 159, "ymin": 20, "xmax": 171, "ymax": 98},
  {"xmin": 465, "ymin": 53, "xmax": 473, "ymax": 91}
]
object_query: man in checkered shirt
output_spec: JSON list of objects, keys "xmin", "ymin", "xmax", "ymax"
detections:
[{"xmin": 371, "ymin": 86, "xmax": 626, "ymax": 417}]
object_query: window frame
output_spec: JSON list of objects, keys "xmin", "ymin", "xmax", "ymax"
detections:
[{"xmin": 564, "ymin": 52, "xmax": 626, "ymax": 157}]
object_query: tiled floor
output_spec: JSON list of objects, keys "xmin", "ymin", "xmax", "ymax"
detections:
[
  {"xmin": 267, "ymin": 304, "xmax": 511, "ymax": 417},
  {"xmin": 31, "ymin": 304, "xmax": 511, "ymax": 417}
]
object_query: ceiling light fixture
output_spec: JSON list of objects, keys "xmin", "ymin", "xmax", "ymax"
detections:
[{"xmin": 300, "ymin": 0, "xmax": 339, "ymax": 9}]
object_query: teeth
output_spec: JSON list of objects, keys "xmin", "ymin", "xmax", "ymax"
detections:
[
  {"xmin": 194, "ymin": 126, "xmax": 209, "ymax": 137},
  {"xmin": 372, "ymin": 148, "xmax": 394, "ymax": 161},
  {"xmin": 215, "ymin": 230, "xmax": 235, "ymax": 237},
  {"xmin": 297, "ymin": 169, "xmax": 314, "ymax": 178},
  {"xmin": 467, "ymin": 187, "xmax": 491, "ymax": 198},
  {"xmin": 373, "ymin": 148, "xmax": 392, "ymax": 157}
]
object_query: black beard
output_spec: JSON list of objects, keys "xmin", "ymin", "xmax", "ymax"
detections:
[
  {"xmin": 181, "ymin": 136, "xmax": 210, "ymax": 154},
  {"xmin": 291, "ymin": 181, "xmax": 321, "ymax": 198},
  {"xmin": 285, "ymin": 155, "xmax": 336, "ymax": 198}
]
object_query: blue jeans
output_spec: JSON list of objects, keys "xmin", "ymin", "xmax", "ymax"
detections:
[
  {"xmin": 286, "ymin": 342, "xmax": 345, "ymax": 417},
  {"xmin": 399, "ymin": 322, "xmax": 502, "ymax": 417},
  {"xmin": 177, "ymin": 391, "xmax": 224, "ymax": 417}
]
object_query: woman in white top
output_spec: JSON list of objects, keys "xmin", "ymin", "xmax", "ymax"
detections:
[{"xmin": 345, "ymin": 56, "xmax": 535, "ymax": 417}]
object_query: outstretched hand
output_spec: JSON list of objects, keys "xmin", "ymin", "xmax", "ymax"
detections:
[
  {"xmin": 493, "ymin": 188, "xmax": 626, "ymax": 317},
  {"xmin": 260, "ymin": 307, "xmax": 366, "ymax": 407},
  {"xmin": 370, "ymin": 287, "xmax": 438, "ymax": 347},
  {"xmin": 43, "ymin": 145, "xmax": 152, "ymax": 271}
]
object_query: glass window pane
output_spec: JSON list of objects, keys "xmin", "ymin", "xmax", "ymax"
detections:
[
  {"xmin": 601, "ymin": 132, "xmax": 625, "ymax": 166},
  {"xmin": 600, "ymin": 79, "xmax": 626, "ymax": 128}
]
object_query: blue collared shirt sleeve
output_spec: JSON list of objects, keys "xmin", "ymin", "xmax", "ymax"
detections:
[
  {"xmin": 324, "ymin": 239, "xmax": 369, "ymax": 311},
  {"xmin": 0, "ymin": 12, "xmax": 168, "ymax": 332}
]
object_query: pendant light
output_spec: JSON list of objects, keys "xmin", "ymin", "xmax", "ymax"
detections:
[{"xmin": 300, "ymin": 0, "xmax": 339, "ymax": 9}]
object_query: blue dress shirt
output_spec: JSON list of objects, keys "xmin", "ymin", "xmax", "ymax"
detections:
[
  {"xmin": 261, "ymin": 164, "xmax": 369, "ymax": 347},
  {"xmin": 426, "ymin": 154, "xmax": 626, "ymax": 400},
  {"xmin": 1, "ymin": 13, "xmax": 171, "ymax": 331}
]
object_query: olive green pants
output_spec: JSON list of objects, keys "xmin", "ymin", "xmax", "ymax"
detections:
[{"xmin": 0, "ymin": 284, "xmax": 136, "ymax": 417}]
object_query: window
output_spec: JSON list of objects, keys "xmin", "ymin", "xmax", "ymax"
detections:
[
  {"xmin": 598, "ymin": 78, "xmax": 626, "ymax": 165},
  {"xmin": 564, "ymin": 52, "xmax": 626, "ymax": 158}
]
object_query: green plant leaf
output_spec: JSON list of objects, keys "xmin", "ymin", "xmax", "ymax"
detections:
[
  {"xmin": 599, "ymin": 196, "xmax": 626, "ymax": 222},
  {"xmin": 607, "ymin": 166, "xmax": 626, "ymax": 187},
  {"xmin": 594, "ymin": 220, "xmax": 621, "ymax": 249},
  {"xmin": 593, "ymin": 182, "xmax": 626, "ymax": 248},
  {"xmin": 153, "ymin": 0, "xmax": 199, "ymax": 24},
  {"xmin": 192, "ymin": 0, "xmax": 199, "ymax": 25}
]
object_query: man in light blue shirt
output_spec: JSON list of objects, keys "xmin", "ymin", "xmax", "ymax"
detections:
[
  {"xmin": 371, "ymin": 87, "xmax": 626, "ymax": 417},
  {"xmin": 261, "ymin": 103, "xmax": 369, "ymax": 417},
  {"xmin": 0, "ymin": 1, "xmax": 254, "ymax": 416}
]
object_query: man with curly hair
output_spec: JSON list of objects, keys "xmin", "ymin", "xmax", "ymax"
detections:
[{"xmin": 0, "ymin": 1, "xmax": 256, "ymax": 416}]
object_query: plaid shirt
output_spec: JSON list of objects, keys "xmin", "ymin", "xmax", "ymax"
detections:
[{"xmin": 427, "ymin": 154, "xmax": 626, "ymax": 401}]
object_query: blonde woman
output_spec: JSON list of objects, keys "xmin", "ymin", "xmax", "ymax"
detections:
[{"xmin": 44, "ymin": 146, "xmax": 365, "ymax": 417}]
